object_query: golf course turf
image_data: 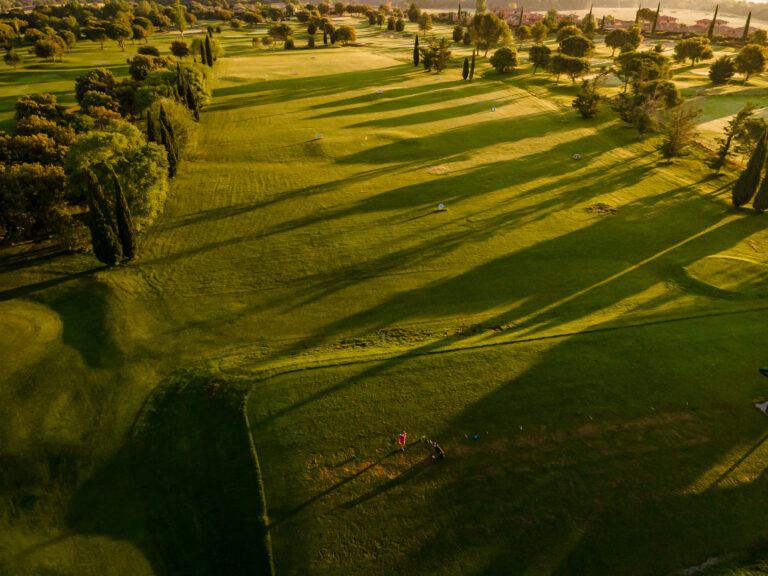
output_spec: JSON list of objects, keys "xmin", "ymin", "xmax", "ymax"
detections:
[{"xmin": 3, "ymin": 15, "xmax": 768, "ymax": 576}]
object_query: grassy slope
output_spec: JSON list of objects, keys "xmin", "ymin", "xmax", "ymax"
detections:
[{"xmin": 2, "ymin": 16, "xmax": 768, "ymax": 576}]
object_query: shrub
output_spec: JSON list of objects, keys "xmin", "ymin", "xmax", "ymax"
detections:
[
  {"xmin": 709, "ymin": 55, "xmax": 735, "ymax": 84},
  {"xmin": 138, "ymin": 45, "xmax": 161, "ymax": 57},
  {"xmin": 171, "ymin": 39, "xmax": 190, "ymax": 57},
  {"xmin": 285, "ymin": 38, "xmax": 295, "ymax": 49}
]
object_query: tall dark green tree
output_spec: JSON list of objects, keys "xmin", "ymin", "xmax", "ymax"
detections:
[
  {"xmin": 651, "ymin": 2, "xmax": 660, "ymax": 35},
  {"xmin": 457, "ymin": 2, "xmax": 462, "ymax": 21},
  {"xmin": 582, "ymin": 4, "xmax": 593, "ymax": 34},
  {"xmin": 108, "ymin": 165, "xmax": 137, "ymax": 261},
  {"xmin": 159, "ymin": 104, "xmax": 179, "ymax": 178},
  {"xmin": 753, "ymin": 164, "xmax": 768, "ymax": 210},
  {"xmin": 200, "ymin": 36, "xmax": 208, "ymax": 65},
  {"xmin": 413, "ymin": 36, "xmax": 420, "ymax": 66},
  {"xmin": 732, "ymin": 130, "xmax": 766, "ymax": 207},
  {"xmin": 634, "ymin": 4, "xmax": 640, "ymax": 23},
  {"xmin": 462, "ymin": 56, "xmax": 469, "ymax": 79},
  {"xmin": 743, "ymin": 12, "xmax": 752, "ymax": 41},
  {"xmin": 86, "ymin": 171, "xmax": 122, "ymax": 266},
  {"xmin": 204, "ymin": 35, "xmax": 214, "ymax": 66},
  {"xmin": 470, "ymin": 49, "xmax": 476, "ymax": 79},
  {"xmin": 518, "ymin": 6, "xmax": 524, "ymax": 27},
  {"xmin": 707, "ymin": 5, "xmax": 718, "ymax": 40}
]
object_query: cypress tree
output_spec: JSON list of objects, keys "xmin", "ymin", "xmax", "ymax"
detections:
[
  {"xmin": 457, "ymin": 2, "xmax": 461, "ymax": 21},
  {"xmin": 413, "ymin": 36, "xmax": 419, "ymax": 66},
  {"xmin": 108, "ymin": 166, "xmax": 137, "ymax": 261},
  {"xmin": 518, "ymin": 6, "xmax": 524, "ymax": 27},
  {"xmin": 462, "ymin": 56, "xmax": 469, "ymax": 79},
  {"xmin": 732, "ymin": 131, "xmax": 767, "ymax": 207},
  {"xmin": 176, "ymin": 64, "xmax": 189, "ymax": 105},
  {"xmin": 634, "ymin": 4, "xmax": 640, "ymax": 23},
  {"xmin": 600, "ymin": 14, "xmax": 605, "ymax": 32},
  {"xmin": 200, "ymin": 37, "xmax": 208, "ymax": 65},
  {"xmin": 651, "ymin": 2, "xmax": 660, "ymax": 35},
  {"xmin": 159, "ymin": 104, "xmax": 179, "ymax": 178},
  {"xmin": 86, "ymin": 171, "xmax": 122, "ymax": 266},
  {"xmin": 204, "ymin": 35, "xmax": 214, "ymax": 66},
  {"xmin": 469, "ymin": 49, "xmax": 475, "ymax": 80},
  {"xmin": 186, "ymin": 84, "xmax": 200, "ymax": 120},
  {"xmin": 743, "ymin": 11, "xmax": 751, "ymax": 41},
  {"xmin": 707, "ymin": 5, "xmax": 718, "ymax": 40},
  {"xmin": 753, "ymin": 167, "xmax": 768, "ymax": 211},
  {"xmin": 582, "ymin": 4, "xmax": 591, "ymax": 32},
  {"xmin": 323, "ymin": 28, "xmax": 328, "ymax": 44}
]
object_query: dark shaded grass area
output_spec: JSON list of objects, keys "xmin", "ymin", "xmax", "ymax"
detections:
[{"xmin": 69, "ymin": 371, "xmax": 274, "ymax": 576}]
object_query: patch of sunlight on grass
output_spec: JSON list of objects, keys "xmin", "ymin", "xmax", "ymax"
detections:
[{"xmin": 685, "ymin": 432, "xmax": 768, "ymax": 495}]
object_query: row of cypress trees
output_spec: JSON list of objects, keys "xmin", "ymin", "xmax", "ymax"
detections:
[
  {"xmin": 200, "ymin": 33, "xmax": 215, "ymax": 68},
  {"xmin": 732, "ymin": 131, "xmax": 768, "ymax": 210},
  {"xmin": 86, "ymin": 165, "xmax": 137, "ymax": 266},
  {"xmin": 462, "ymin": 51, "xmax": 475, "ymax": 80}
]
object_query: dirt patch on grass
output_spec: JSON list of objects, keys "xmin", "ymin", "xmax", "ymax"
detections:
[{"xmin": 587, "ymin": 203, "xmax": 618, "ymax": 215}]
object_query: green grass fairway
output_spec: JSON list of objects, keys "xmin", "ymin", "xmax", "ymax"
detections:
[{"xmin": 3, "ymin": 17, "xmax": 768, "ymax": 576}]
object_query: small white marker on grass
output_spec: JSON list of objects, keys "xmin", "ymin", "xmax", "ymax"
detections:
[
  {"xmin": 438, "ymin": 203, "xmax": 445, "ymax": 211},
  {"xmin": 492, "ymin": 107, "xmax": 497, "ymax": 112},
  {"xmin": 377, "ymin": 89, "xmax": 383, "ymax": 93},
  {"xmin": 315, "ymin": 134, "xmax": 322, "ymax": 140}
]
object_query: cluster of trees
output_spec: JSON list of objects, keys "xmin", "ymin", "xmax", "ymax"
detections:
[
  {"xmin": 0, "ymin": 94, "xmax": 77, "ymax": 245},
  {"xmin": 709, "ymin": 44, "xmax": 768, "ymax": 83},
  {"xmin": 1, "ymin": 28, "xmax": 213, "ymax": 262},
  {"xmin": 0, "ymin": 0, "xmax": 194, "ymax": 65}
]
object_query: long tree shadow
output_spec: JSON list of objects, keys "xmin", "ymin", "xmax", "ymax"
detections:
[
  {"xmin": 0, "ymin": 266, "xmax": 103, "ymax": 302},
  {"xmin": 208, "ymin": 65, "xmax": 417, "ymax": 112},
  {"xmin": 67, "ymin": 371, "xmax": 274, "ymax": 576},
  {"xmin": 279, "ymin": 173, "xmax": 761, "ymax": 358},
  {"xmin": 383, "ymin": 307, "xmax": 768, "ymax": 576}
]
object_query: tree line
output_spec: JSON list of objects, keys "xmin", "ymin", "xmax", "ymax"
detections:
[{"xmin": 1, "ymin": 35, "xmax": 216, "ymax": 265}]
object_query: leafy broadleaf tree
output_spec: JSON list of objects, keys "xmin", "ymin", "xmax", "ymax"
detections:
[
  {"xmin": 418, "ymin": 13, "xmax": 432, "ymax": 37},
  {"xmin": 658, "ymin": 102, "xmax": 701, "ymax": 160},
  {"xmin": 65, "ymin": 119, "xmax": 169, "ymax": 231},
  {"xmin": 490, "ymin": 46, "xmax": 518, "ymax": 73},
  {"xmin": 605, "ymin": 29, "xmax": 629, "ymax": 56},
  {"xmin": 560, "ymin": 34, "xmax": 594, "ymax": 58},
  {"xmin": 470, "ymin": 12, "xmax": 511, "ymax": 56},
  {"xmin": 529, "ymin": 44, "xmax": 551, "ymax": 74},
  {"xmin": 531, "ymin": 22, "xmax": 548, "ymax": 44},
  {"xmin": 711, "ymin": 102, "xmax": 757, "ymax": 172},
  {"xmin": 515, "ymin": 25, "xmax": 531, "ymax": 48},
  {"xmin": 734, "ymin": 44, "xmax": 768, "ymax": 81},
  {"xmin": 673, "ymin": 36, "xmax": 713, "ymax": 66}
]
